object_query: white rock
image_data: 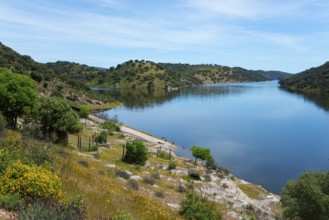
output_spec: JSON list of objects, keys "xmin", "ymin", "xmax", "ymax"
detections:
[{"xmin": 104, "ymin": 164, "xmax": 116, "ymax": 168}]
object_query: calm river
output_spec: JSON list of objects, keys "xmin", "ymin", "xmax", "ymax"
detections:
[{"xmin": 99, "ymin": 81, "xmax": 329, "ymax": 194}]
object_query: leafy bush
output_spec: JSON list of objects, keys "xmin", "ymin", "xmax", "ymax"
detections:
[
  {"xmin": 101, "ymin": 120, "xmax": 120, "ymax": 133},
  {"xmin": 158, "ymin": 151, "xmax": 170, "ymax": 160},
  {"xmin": 167, "ymin": 161, "xmax": 176, "ymax": 170},
  {"xmin": 179, "ymin": 191, "xmax": 222, "ymax": 220},
  {"xmin": 0, "ymin": 194, "xmax": 23, "ymax": 211},
  {"xmin": 0, "ymin": 160, "xmax": 62, "ymax": 200},
  {"xmin": 18, "ymin": 199, "xmax": 86, "ymax": 220},
  {"xmin": 123, "ymin": 140, "xmax": 148, "ymax": 166},
  {"xmin": 95, "ymin": 131, "xmax": 107, "ymax": 144},
  {"xmin": 281, "ymin": 171, "xmax": 329, "ymax": 220}
]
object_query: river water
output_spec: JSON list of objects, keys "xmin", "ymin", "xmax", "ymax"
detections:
[{"xmin": 98, "ymin": 81, "xmax": 329, "ymax": 193}]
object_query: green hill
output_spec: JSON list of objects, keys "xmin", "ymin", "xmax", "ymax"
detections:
[
  {"xmin": 279, "ymin": 61, "xmax": 329, "ymax": 94},
  {"xmin": 1, "ymin": 42, "xmax": 291, "ymax": 96}
]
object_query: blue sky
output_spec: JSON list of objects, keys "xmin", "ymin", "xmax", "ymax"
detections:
[{"xmin": 1, "ymin": 0, "xmax": 329, "ymax": 73}]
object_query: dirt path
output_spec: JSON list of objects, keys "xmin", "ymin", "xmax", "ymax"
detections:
[{"xmin": 89, "ymin": 114, "xmax": 176, "ymax": 150}]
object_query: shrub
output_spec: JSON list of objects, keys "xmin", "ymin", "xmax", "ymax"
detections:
[
  {"xmin": 127, "ymin": 179, "xmax": 139, "ymax": 190},
  {"xmin": 123, "ymin": 140, "xmax": 148, "ymax": 166},
  {"xmin": 18, "ymin": 199, "xmax": 86, "ymax": 220},
  {"xmin": 0, "ymin": 194, "xmax": 23, "ymax": 211},
  {"xmin": 158, "ymin": 151, "xmax": 170, "ymax": 160},
  {"xmin": 179, "ymin": 190, "xmax": 222, "ymax": 220},
  {"xmin": 167, "ymin": 161, "xmax": 176, "ymax": 170},
  {"xmin": 0, "ymin": 160, "xmax": 62, "ymax": 200},
  {"xmin": 101, "ymin": 121, "xmax": 120, "ymax": 133},
  {"xmin": 281, "ymin": 171, "xmax": 329, "ymax": 220},
  {"xmin": 95, "ymin": 131, "xmax": 107, "ymax": 144},
  {"xmin": 143, "ymin": 176, "xmax": 155, "ymax": 185},
  {"xmin": 116, "ymin": 170, "xmax": 130, "ymax": 180}
]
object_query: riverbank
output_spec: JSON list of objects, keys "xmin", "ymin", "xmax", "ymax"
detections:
[
  {"xmin": 86, "ymin": 113, "xmax": 281, "ymax": 219},
  {"xmin": 89, "ymin": 114, "xmax": 177, "ymax": 150}
]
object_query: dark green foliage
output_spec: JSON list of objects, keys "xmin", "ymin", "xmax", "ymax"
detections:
[
  {"xmin": 18, "ymin": 199, "xmax": 87, "ymax": 220},
  {"xmin": 127, "ymin": 179, "xmax": 139, "ymax": 190},
  {"xmin": 167, "ymin": 161, "xmax": 176, "ymax": 170},
  {"xmin": 95, "ymin": 131, "xmax": 107, "ymax": 144},
  {"xmin": 158, "ymin": 151, "xmax": 170, "ymax": 160},
  {"xmin": 281, "ymin": 171, "xmax": 329, "ymax": 220},
  {"xmin": 179, "ymin": 190, "xmax": 222, "ymax": 220},
  {"xmin": 100, "ymin": 120, "xmax": 120, "ymax": 133},
  {"xmin": 0, "ymin": 68, "xmax": 38, "ymax": 129},
  {"xmin": 191, "ymin": 145, "xmax": 213, "ymax": 166},
  {"xmin": 78, "ymin": 106, "xmax": 90, "ymax": 126},
  {"xmin": 123, "ymin": 140, "xmax": 148, "ymax": 166},
  {"xmin": 0, "ymin": 194, "xmax": 23, "ymax": 211},
  {"xmin": 279, "ymin": 61, "xmax": 329, "ymax": 94},
  {"xmin": 32, "ymin": 97, "xmax": 82, "ymax": 143}
]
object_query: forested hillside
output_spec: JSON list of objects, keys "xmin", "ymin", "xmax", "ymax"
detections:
[
  {"xmin": 279, "ymin": 61, "xmax": 329, "ymax": 94},
  {"xmin": 0, "ymin": 42, "xmax": 291, "ymax": 97}
]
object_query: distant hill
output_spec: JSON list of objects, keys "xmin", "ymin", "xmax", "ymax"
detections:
[
  {"xmin": 1, "ymin": 42, "xmax": 291, "ymax": 95},
  {"xmin": 279, "ymin": 61, "xmax": 329, "ymax": 94}
]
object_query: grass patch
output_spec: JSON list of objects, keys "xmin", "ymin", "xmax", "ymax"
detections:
[{"xmin": 238, "ymin": 184, "xmax": 269, "ymax": 200}]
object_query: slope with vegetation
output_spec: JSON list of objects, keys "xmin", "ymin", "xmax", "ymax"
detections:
[
  {"xmin": 1, "ymin": 42, "xmax": 291, "ymax": 103},
  {"xmin": 279, "ymin": 61, "xmax": 329, "ymax": 94}
]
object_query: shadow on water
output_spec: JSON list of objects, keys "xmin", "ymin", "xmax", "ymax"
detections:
[{"xmin": 279, "ymin": 87, "xmax": 329, "ymax": 112}]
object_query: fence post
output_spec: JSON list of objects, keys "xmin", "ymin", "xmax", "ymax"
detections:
[
  {"xmin": 79, "ymin": 137, "xmax": 82, "ymax": 149},
  {"xmin": 77, "ymin": 135, "xmax": 79, "ymax": 148},
  {"xmin": 169, "ymin": 149, "xmax": 171, "ymax": 160}
]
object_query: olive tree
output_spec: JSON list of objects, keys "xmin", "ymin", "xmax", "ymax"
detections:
[
  {"xmin": 33, "ymin": 97, "xmax": 82, "ymax": 143},
  {"xmin": 0, "ymin": 68, "xmax": 38, "ymax": 129},
  {"xmin": 281, "ymin": 171, "xmax": 329, "ymax": 220},
  {"xmin": 191, "ymin": 146, "xmax": 213, "ymax": 166}
]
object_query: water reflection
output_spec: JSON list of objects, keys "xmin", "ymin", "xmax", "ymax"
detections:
[{"xmin": 97, "ymin": 81, "xmax": 329, "ymax": 193}]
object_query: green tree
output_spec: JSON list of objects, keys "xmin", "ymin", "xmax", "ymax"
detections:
[
  {"xmin": 123, "ymin": 140, "xmax": 148, "ymax": 166},
  {"xmin": 179, "ymin": 190, "xmax": 222, "ymax": 220},
  {"xmin": 33, "ymin": 97, "xmax": 82, "ymax": 143},
  {"xmin": 0, "ymin": 68, "xmax": 38, "ymax": 129},
  {"xmin": 281, "ymin": 171, "xmax": 329, "ymax": 220},
  {"xmin": 191, "ymin": 146, "xmax": 213, "ymax": 166},
  {"xmin": 78, "ymin": 106, "xmax": 90, "ymax": 127}
]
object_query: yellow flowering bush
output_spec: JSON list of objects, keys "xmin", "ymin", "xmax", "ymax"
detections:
[{"xmin": 0, "ymin": 160, "xmax": 62, "ymax": 199}]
